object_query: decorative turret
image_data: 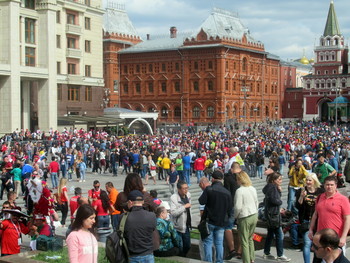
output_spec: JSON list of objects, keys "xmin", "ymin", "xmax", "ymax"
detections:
[{"xmin": 323, "ymin": 0, "xmax": 341, "ymax": 37}]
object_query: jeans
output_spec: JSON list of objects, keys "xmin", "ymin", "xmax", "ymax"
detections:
[
  {"xmin": 196, "ymin": 170, "xmax": 204, "ymax": 183},
  {"xmin": 287, "ymin": 186, "xmax": 298, "ymax": 214},
  {"xmin": 50, "ymin": 172, "xmax": 58, "ymax": 188},
  {"xmin": 290, "ymin": 223, "xmax": 299, "ymax": 245},
  {"xmin": 257, "ymin": 165, "xmax": 264, "ymax": 179},
  {"xmin": 279, "ymin": 165, "xmax": 284, "ymax": 175},
  {"xmin": 183, "ymin": 168, "xmax": 190, "ymax": 184},
  {"xmin": 249, "ymin": 163, "xmax": 257, "ymax": 177},
  {"xmin": 111, "ymin": 214, "xmax": 119, "ymax": 231},
  {"xmin": 141, "ymin": 164, "xmax": 148, "ymax": 179},
  {"xmin": 264, "ymin": 227, "xmax": 284, "ymax": 257},
  {"xmin": 111, "ymin": 163, "xmax": 118, "ymax": 176},
  {"xmin": 203, "ymin": 223, "xmax": 225, "ymax": 263},
  {"xmin": 80, "ymin": 170, "xmax": 86, "ymax": 181},
  {"xmin": 61, "ymin": 201, "xmax": 68, "ymax": 225},
  {"xmin": 177, "ymin": 170, "xmax": 184, "ymax": 181},
  {"xmin": 303, "ymin": 230, "xmax": 312, "ymax": 263},
  {"xmin": 177, "ymin": 227, "xmax": 191, "ymax": 257},
  {"xmin": 61, "ymin": 165, "xmax": 67, "ymax": 178},
  {"xmin": 97, "ymin": 215, "xmax": 110, "ymax": 228},
  {"xmin": 129, "ymin": 254, "xmax": 154, "ymax": 263}
]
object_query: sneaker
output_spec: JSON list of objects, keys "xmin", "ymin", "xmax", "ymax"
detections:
[
  {"xmin": 263, "ymin": 254, "xmax": 276, "ymax": 260},
  {"xmin": 277, "ymin": 255, "xmax": 291, "ymax": 262}
]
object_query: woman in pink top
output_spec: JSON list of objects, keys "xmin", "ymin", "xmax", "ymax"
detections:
[{"xmin": 66, "ymin": 204, "xmax": 98, "ymax": 263}]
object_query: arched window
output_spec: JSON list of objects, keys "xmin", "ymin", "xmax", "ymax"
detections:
[
  {"xmin": 242, "ymin": 57, "xmax": 247, "ymax": 71},
  {"xmin": 207, "ymin": 106, "xmax": 214, "ymax": 118},
  {"xmin": 136, "ymin": 107, "xmax": 141, "ymax": 112},
  {"xmin": 233, "ymin": 106, "xmax": 237, "ymax": 117},
  {"xmin": 193, "ymin": 106, "xmax": 200, "ymax": 118},
  {"xmin": 174, "ymin": 107, "xmax": 181, "ymax": 117},
  {"xmin": 161, "ymin": 107, "xmax": 168, "ymax": 117},
  {"xmin": 256, "ymin": 106, "xmax": 260, "ymax": 117},
  {"xmin": 148, "ymin": 107, "xmax": 155, "ymax": 112},
  {"xmin": 243, "ymin": 105, "xmax": 247, "ymax": 117}
]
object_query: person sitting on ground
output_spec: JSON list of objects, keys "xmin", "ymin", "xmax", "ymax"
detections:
[{"xmin": 154, "ymin": 206, "xmax": 181, "ymax": 257}]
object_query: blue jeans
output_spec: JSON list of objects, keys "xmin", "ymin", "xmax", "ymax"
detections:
[
  {"xmin": 61, "ymin": 165, "xmax": 67, "ymax": 178},
  {"xmin": 196, "ymin": 170, "xmax": 204, "ymax": 183},
  {"xmin": 303, "ymin": 230, "xmax": 312, "ymax": 263},
  {"xmin": 80, "ymin": 170, "xmax": 86, "ymax": 181},
  {"xmin": 287, "ymin": 186, "xmax": 298, "ymax": 214},
  {"xmin": 112, "ymin": 163, "xmax": 118, "ymax": 176},
  {"xmin": 111, "ymin": 214, "xmax": 119, "ymax": 231},
  {"xmin": 97, "ymin": 215, "xmax": 110, "ymax": 228},
  {"xmin": 177, "ymin": 227, "xmax": 191, "ymax": 257},
  {"xmin": 177, "ymin": 170, "xmax": 184, "ymax": 181},
  {"xmin": 264, "ymin": 227, "xmax": 284, "ymax": 257},
  {"xmin": 141, "ymin": 164, "xmax": 148, "ymax": 179},
  {"xmin": 257, "ymin": 165, "xmax": 264, "ymax": 179},
  {"xmin": 50, "ymin": 172, "xmax": 58, "ymax": 188},
  {"xmin": 129, "ymin": 254, "xmax": 154, "ymax": 263},
  {"xmin": 290, "ymin": 223, "xmax": 299, "ymax": 245},
  {"xmin": 183, "ymin": 168, "xmax": 190, "ymax": 184},
  {"xmin": 203, "ymin": 224, "xmax": 225, "ymax": 263}
]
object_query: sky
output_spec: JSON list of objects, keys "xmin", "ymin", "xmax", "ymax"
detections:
[{"xmin": 107, "ymin": 0, "xmax": 350, "ymax": 61}]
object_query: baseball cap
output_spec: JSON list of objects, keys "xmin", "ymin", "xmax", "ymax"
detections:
[{"xmin": 127, "ymin": 190, "xmax": 144, "ymax": 201}]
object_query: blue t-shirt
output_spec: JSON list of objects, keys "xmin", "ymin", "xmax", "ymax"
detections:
[{"xmin": 182, "ymin": 156, "xmax": 191, "ymax": 170}]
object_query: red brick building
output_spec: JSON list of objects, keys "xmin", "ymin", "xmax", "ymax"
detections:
[
  {"xmin": 103, "ymin": 4, "xmax": 142, "ymax": 107},
  {"xmin": 113, "ymin": 8, "xmax": 280, "ymax": 126}
]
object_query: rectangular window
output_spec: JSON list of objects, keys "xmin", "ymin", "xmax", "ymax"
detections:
[
  {"xmin": 123, "ymin": 84, "xmax": 128, "ymax": 93},
  {"xmin": 135, "ymin": 83, "xmax": 141, "ymax": 94},
  {"xmin": 57, "ymin": 62, "xmax": 61, "ymax": 74},
  {"xmin": 24, "ymin": 0, "xmax": 35, "ymax": 9},
  {"xmin": 85, "ymin": 86, "xmax": 92, "ymax": 101},
  {"xmin": 85, "ymin": 17, "xmax": 91, "ymax": 30},
  {"xmin": 161, "ymin": 82, "xmax": 166, "ymax": 92},
  {"xmin": 85, "ymin": 0, "xmax": 91, "ymax": 6},
  {"xmin": 175, "ymin": 82, "xmax": 180, "ymax": 92},
  {"xmin": 67, "ymin": 37, "xmax": 76, "ymax": 49},
  {"xmin": 56, "ymin": 35, "xmax": 61, "ymax": 48},
  {"xmin": 161, "ymin": 63, "xmax": 166, "ymax": 72},
  {"xmin": 25, "ymin": 47, "xmax": 35, "ymax": 66},
  {"xmin": 68, "ymin": 86, "xmax": 80, "ymax": 101},
  {"xmin": 68, "ymin": 63, "xmax": 76, "ymax": 74},
  {"xmin": 67, "ymin": 13, "xmax": 76, "ymax": 25},
  {"xmin": 25, "ymin": 18, "xmax": 35, "ymax": 44},
  {"xmin": 85, "ymin": 65, "xmax": 91, "ymax": 77},
  {"xmin": 148, "ymin": 82, "xmax": 153, "ymax": 93},
  {"xmin": 57, "ymin": 84, "xmax": 62, "ymax": 101},
  {"xmin": 56, "ymin": 11, "xmax": 60, "ymax": 23},
  {"xmin": 193, "ymin": 81, "xmax": 199, "ymax": 92},
  {"xmin": 85, "ymin": 40, "xmax": 91, "ymax": 52}
]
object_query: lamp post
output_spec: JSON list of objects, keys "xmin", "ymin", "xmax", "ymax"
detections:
[
  {"xmin": 241, "ymin": 85, "xmax": 250, "ymax": 127},
  {"xmin": 253, "ymin": 108, "xmax": 258, "ymax": 123}
]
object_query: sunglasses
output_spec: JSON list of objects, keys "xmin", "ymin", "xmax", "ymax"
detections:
[{"xmin": 3, "ymin": 207, "xmax": 10, "ymax": 209}]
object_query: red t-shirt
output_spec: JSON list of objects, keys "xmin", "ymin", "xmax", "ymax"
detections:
[
  {"xmin": 1, "ymin": 220, "xmax": 29, "ymax": 255},
  {"xmin": 60, "ymin": 186, "xmax": 68, "ymax": 202},
  {"xmin": 94, "ymin": 199, "xmax": 109, "ymax": 216},
  {"xmin": 70, "ymin": 195, "xmax": 80, "ymax": 219},
  {"xmin": 39, "ymin": 223, "xmax": 52, "ymax": 237},
  {"xmin": 48, "ymin": 161, "xmax": 59, "ymax": 173}
]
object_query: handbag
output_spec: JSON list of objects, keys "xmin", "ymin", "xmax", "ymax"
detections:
[
  {"xmin": 299, "ymin": 221, "xmax": 310, "ymax": 234},
  {"xmin": 197, "ymin": 208, "xmax": 210, "ymax": 240}
]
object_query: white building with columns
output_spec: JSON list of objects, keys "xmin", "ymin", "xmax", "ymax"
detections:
[{"xmin": 0, "ymin": 0, "xmax": 104, "ymax": 134}]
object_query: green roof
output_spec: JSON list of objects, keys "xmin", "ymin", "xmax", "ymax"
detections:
[{"xmin": 323, "ymin": 0, "xmax": 341, "ymax": 36}]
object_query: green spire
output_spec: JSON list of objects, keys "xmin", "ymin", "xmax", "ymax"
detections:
[{"xmin": 323, "ymin": 0, "xmax": 341, "ymax": 36}]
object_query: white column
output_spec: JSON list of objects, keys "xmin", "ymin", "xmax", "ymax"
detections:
[
  {"xmin": 0, "ymin": 0, "xmax": 21, "ymax": 134},
  {"xmin": 22, "ymin": 81, "xmax": 31, "ymax": 130},
  {"xmin": 37, "ymin": 1, "xmax": 57, "ymax": 131}
]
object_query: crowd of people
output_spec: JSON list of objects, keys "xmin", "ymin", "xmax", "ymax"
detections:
[{"xmin": 0, "ymin": 121, "xmax": 349, "ymax": 263}]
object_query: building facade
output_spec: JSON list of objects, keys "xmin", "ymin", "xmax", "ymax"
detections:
[
  {"xmin": 114, "ymin": 8, "xmax": 280, "ymax": 126},
  {"xmin": 303, "ymin": 0, "xmax": 350, "ymax": 122},
  {"xmin": 0, "ymin": 0, "xmax": 104, "ymax": 134}
]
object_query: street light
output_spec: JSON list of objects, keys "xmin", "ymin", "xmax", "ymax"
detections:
[
  {"xmin": 331, "ymin": 87, "xmax": 341, "ymax": 128},
  {"xmin": 241, "ymin": 85, "xmax": 250, "ymax": 127},
  {"xmin": 253, "ymin": 108, "xmax": 258, "ymax": 123}
]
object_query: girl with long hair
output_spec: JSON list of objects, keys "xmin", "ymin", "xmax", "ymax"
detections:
[
  {"xmin": 93, "ymin": 190, "xmax": 114, "ymax": 228},
  {"xmin": 58, "ymin": 177, "xmax": 69, "ymax": 227},
  {"xmin": 66, "ymin": 204, "xmax": 98, "ymax": 263}
]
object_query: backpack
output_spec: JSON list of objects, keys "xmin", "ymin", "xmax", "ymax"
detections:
[{"xmin": 105, "ymin": 213, "xmax": 129, "ymax": 263}]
